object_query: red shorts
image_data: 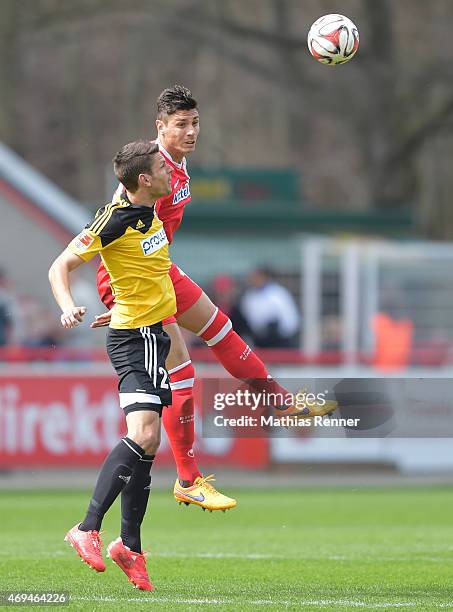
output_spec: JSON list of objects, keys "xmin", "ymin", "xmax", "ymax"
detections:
[
  {"xmin": 162, "ymin": 263, "xmax": 203, "ymax": 326},
  {"xmin": 97, "ymin": 261, "xmax": 202, "ymax": 324}
]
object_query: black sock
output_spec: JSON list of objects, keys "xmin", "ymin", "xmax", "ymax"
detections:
[
  {"xmin": 120, "ymin": 454, "xmax": 155, "ymax": 553},
  {"xmin": 80, "ymin": 437, "xmax": 145, "ymax": 532}
]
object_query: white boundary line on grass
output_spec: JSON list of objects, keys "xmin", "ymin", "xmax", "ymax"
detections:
[
  {"xmin": 153, "ymin": 551, "xmax": 453, "ymax": 563},
  {"xmin": 2, "ymin": 550, "xmax": 452, "ymax": 563},
  {"xmin": 72, "ymin": 596, "xmax": 453, "ymax": 608}
]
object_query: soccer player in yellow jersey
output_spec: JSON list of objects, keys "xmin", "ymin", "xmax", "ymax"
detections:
[{"xmin": 48, "ymin": 141, "xmax": 174, "ymax": 591}]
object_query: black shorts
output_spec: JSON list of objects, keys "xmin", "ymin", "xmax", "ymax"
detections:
[{"xmin": 106, "ymin": 323, "xmax": 172, "ymax": 416}]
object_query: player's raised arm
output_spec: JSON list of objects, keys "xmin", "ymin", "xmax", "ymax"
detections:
[{"xmin": 48, "ymin": 248, "xmax": 86, "ymax": 328}]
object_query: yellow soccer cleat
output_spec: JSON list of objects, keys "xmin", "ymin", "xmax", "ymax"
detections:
[
  {"xmin": 173, "ymin": 474, "xmax": 237, "ymax": 512},
  {"xmin": 274, "ymin": 388, "xmax": 337, "ymax": 420}
]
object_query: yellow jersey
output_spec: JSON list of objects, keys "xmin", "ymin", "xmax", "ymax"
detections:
[{"xmin": 68, "ymin": 195, "xmax": 176, "ymax": 329}]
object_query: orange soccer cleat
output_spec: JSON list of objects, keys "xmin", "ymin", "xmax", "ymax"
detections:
[
  {"xmin": 64, "ymin": 523, "xmax": 106, "ymax": 572},
  {"xmin": 275, "ymin": 388, "xmax": 337, "ymax": 420},
  {"xmin": 174, "ymin": 474, "xmax": 237, "ymax": 512},
  {"xmin": 106, "ymin": 537, "xmax": 153, "ymax": 591}
]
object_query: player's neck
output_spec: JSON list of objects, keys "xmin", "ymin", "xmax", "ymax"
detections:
[
  {"xmin": 126, "ymin": 189, "xmax": 157, "ymax": 208},
  {"xmin": 158, "ymin": 138, "xmax": 185, "ymax": 164}
]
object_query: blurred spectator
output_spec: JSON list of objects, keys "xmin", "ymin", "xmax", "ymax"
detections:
[
  {"xmin": 238, "ymin": 267, "xmax": 300, "ymax": 348},
  {"xmin": 0, "ymin": 269, "xmax": 17, "ymax": 346},
  {"xmin": 17, "ymin": 295, "xmax": 62, "ymax": 347},
  {"xmin": 208, "ymin": 274, "xmax": 249, "ymax": 340},
  {"xmin": 0, "ymin": 269, "xmax": 62, "ymax": 348},
  {"xmin": 210, "ymin": 274, "xmax": 237, "ymax": 317}
]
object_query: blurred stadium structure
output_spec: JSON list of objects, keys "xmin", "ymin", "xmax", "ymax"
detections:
[
  {"xmin": 2, "ymin": 140, "xmax": 453, "ymax": 368},
  {"xmin": 301, "ymin": 238, "xmax": 453, "ymax": 368},
  {"xmin": 2, "ymin": 0, "xmax": 453, "ymax": 482},
  {"xmin": 2, "ymin": 142, "xmax": 453, "ymax": 479}
]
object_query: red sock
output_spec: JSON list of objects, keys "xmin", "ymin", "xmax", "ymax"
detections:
[
  {"xmin": 162, "ymin": 360, "xmax": 201, "ymax": 484},
  {"xmin": 198, "ymin": 308, "xmax": 289, "ymax": 398}
]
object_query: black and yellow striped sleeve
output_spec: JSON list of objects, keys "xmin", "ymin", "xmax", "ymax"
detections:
[
  {"xmin": 87, "ymin": 202, "xmax": 122, "ymax": 236},
  {"xmin": 67, "ymin": 204, "xmax": 129, "ymax": 261}
]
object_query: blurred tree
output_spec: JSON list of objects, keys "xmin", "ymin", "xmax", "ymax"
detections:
[
  {"xmin": 0, "ymin": 1, "xmax": 22, "ymax": 150},
  {"xmin": 179, "ymin": 0, "xmax": 453, "ymax": 235},
  {"xmin": 1, "ymin": 0, "xmax": 453, "ymax": 236}
]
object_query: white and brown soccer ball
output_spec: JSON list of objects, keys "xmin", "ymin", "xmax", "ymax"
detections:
[{"xmin": 308, "ymin": 14, "xmax": 359, "ymax": 65}]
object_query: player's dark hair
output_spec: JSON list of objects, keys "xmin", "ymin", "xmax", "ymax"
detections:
[
  {"xmin": 113, "ymin": 141, "xmax": 160, "ymax": 192},
  {"xmin": 157, "ymin": 84, "xmax": 198, "ymax": 118}
]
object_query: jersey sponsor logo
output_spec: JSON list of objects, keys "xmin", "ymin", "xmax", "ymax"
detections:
[
  {"xmin": 141, "ymin": 227, "xmax": 168, "ymax": 256},
  {"xmin": 73, "ymin": 231, "xmax": 94, "ymax": 251},
  {"xmin": 172, "ymin": 182, "xmax": 190, "ymax": 205}
]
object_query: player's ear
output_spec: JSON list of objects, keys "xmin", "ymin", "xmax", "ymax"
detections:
[
  {"xmin": 156, "ymin": 118, "xmax": 164, "ymax": 136},
  {"xmin": 138, "ymin": 173, "xmax": 151, "ymax": 187}
]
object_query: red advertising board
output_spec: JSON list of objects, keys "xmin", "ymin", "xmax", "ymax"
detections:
[{"xmin": 0, "ymin": 372, "xmax": 269, "ymax": 469}]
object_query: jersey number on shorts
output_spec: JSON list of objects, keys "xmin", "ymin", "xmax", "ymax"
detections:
[{"xmin": 159, "ymin": 367, "xmax": 169, "ymax": 389}]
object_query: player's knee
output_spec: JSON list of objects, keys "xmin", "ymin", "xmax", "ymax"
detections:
[
  {"xmin": 128, "ymin": 420, "xmax": 161, "ymax": 454},
  {"xmin": 169, "ymin": 344, "xmax": 190, "ymax": 367},
  {"xmin": 143, "ymin": 431, "xmax": 160, "ymax": 455},
  {"xmin": 139, "ymin": 430, "xmax": 161, "ymax": 455},
  {"xmin": 164, "ymin": 324, "xmax": 190, "ymax": 368},
  {"xmin": 169, "ymin": 359, "xmax": 195, "ymax": 383},
  {"xmin": 197, "ymin": 308, "xmax": 232, "ymax": 346}
]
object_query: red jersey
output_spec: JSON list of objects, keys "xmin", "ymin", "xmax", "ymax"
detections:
[
  {"xmin": 97, "ymin": 141, "xmax": 191, "ymax": 308},
  {"xmin": 155, "ymin": 144, "xmax": 191, "ymax": 244},
  {"xmin": 112, "ymin": 141, "xmax": 191, "ymax": 244}
]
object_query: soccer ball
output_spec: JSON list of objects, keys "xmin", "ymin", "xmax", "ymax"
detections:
[{"xmin": 307, "ymin": 14, "xmax": 359, "ymax": 65}]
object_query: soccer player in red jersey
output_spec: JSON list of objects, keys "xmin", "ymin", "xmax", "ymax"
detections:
[{"xmin": 94, "ymin": 85, "xmax": 336, "ymax": 511}]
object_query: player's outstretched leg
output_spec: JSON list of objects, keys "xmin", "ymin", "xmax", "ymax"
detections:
[
  {"xmin": 163, "ymin": 323, "xmax": 237, "ymax": 511},
  {"xmin": 177, "ymin": 296, "xmax": 337, "ymax": 419},
  {"xmin": 64, "ymin": 436, "xmax": 146, "ymax": 572}
]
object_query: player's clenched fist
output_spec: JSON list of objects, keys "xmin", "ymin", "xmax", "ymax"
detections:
[{"xmin": 60, "ymin": 306, "xmax": 87, "ymax": 328}]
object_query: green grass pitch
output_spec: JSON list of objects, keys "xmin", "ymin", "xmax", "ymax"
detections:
[{"xmin": 0, "ymin": 486, "xmax": 452, "ymax": 610}]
